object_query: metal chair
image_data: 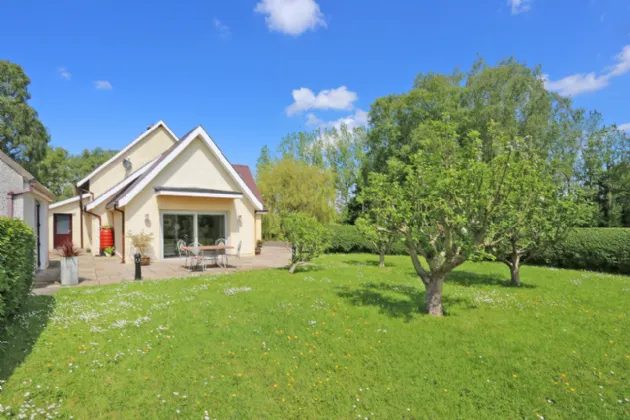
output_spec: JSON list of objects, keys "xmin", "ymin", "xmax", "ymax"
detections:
[
  {"xmin": 215, "ymin": 238, "xmax": 227, "ymax": 267},
  {"xmin": 234, "ymin": 241, "xmax": 242, "ymax": 259},
  {"xmin": 176, "ymin": 239, "xmax": 189, "ymax": 268},
  {"xmin": 188, "ymin": 242, "xmax": 205, "ymax": 272}
]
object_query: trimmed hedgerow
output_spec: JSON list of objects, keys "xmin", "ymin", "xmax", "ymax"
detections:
[
  {"xmin": 0, "ymin": 217, "xmax": 36, "ymax": 328},
  {"xmin": 527, "ymin": 228, "xmax": 630, "ymax": 274},
  {"xmin": 327, "ymin": 224, "xmax": 407, "ymax": 255}
]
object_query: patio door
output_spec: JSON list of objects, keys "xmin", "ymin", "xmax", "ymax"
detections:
[
  {"xmin": 162, "ymin": 212, "xmax": 226, "ymax": 258},
  {"xmin": 53, "ymin": 214, "xmax": 72, "ymax": 249},
  {"xmin": 162, "ymin": 214, "xmax": 194, "ymax": 258}
]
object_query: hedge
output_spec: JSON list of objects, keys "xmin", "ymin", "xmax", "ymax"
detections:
[
  {"xmin": 527, "ymin": 228, "xmax": 630, "ymax": 274},
  {"xmin": 0, "ymin": 217, "xmax": 36, "ymax": 328},
  {"xmin": 327, "ymin": 225, "xmax": 630, "ymax": 274},
  {"xmin": 327, "ymin": 224, "xmax": 407, "ymax": 255}
]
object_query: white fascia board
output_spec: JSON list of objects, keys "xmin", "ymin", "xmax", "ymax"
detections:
[
  {"xmin": 76, "ymin": 121, "xmax": 177, "ymax": 187},
  {"xmin": 50, "ymin": 194, "xmax": 91, "ymax": 209},
  {"xmin": 155, "ymin": 191, "xmax": 243, "ymax": 199},
  {"xmin": 117, "ymin": 127, "xmax": 264, "ymax": 210},
  {"xmin": 85, "ymin": 158, "xmax": 158, "ymax": 211}
]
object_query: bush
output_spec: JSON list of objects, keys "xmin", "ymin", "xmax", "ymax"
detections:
[
  {"xmin": 281, "ymin": 213, "xmax": 331, "ymax": 273},
  {"xmin": 327, "ymin": 224, "xmax": 407, "ymax": 255},
  {"xmin": 0, "ymin": 217, "xmax": 36, "ymax": 328},
  {"xmin": 528, "ymin": 228, "xmax": 630, "ymax": 274}
]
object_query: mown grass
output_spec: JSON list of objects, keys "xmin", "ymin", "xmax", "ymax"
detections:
[{"xmin": 1, "ymin": 254, "xmax": 629, "ymax": 418}]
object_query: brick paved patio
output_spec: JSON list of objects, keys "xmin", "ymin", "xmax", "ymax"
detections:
[{"xmin": 34, "ymin": 243, "xmax": 290, "ymax": 294}]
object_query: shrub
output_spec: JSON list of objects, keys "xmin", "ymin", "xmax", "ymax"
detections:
[
  {"xmin": 281, "ymin": 213, "xmax": 331, "ymax": 273},
  {"xmin": 55, "ymin": 241, "xmax": 81, "ymax": 257},
  {"xmin": 127, "ymin": 231, "xmax": 154, "ymax": 257},
  {"xmin": 0, "ymin": 217, "xmax": 36, "ymax": 328},
  {"xmin": 327, "ymin": 224, "xmax": 407, "ymax": 255},
  {"xmin": 528, "ymin": 228, "xmax": 630, "ymax": 274}
]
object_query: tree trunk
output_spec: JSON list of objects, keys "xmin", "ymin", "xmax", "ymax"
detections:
[
  {"xmin": 379, "ymin": 252, "xmax": 385, "ymax": 267},
  {"xmin": 425, "ymin": 276, "xmax": 444, "ymax": 316},
  {"xmin": 289, "ymin": 262, "xmax": 300, "ymax": 274},
  {"xmin": 510, "ymin": 262, "xmax": 521, "ymax": 287},
  {"xmin": 508, "ymin": 251, "xmax": 521, "ymax": 287}
]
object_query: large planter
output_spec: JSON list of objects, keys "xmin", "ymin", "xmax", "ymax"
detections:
[
  {"xmin": 141, "ymin": 256, "xmax": 151, "ymax": 266},
  {"xmin": 61, "ymin": 256, "xmax": 79, "ymax": 286}
]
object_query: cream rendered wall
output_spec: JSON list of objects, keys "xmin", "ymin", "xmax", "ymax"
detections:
[
  {"xmin": 255, "ymin": 214, "xmax": 262, "ymax": 241},
  {"xmin": 121, "ymin": 136, "xmax": 257, "ymax": 263},
  {"xmin": 89, "ymin": 126, "xmax": 176, "ymax": 197},
  {"xmin": 48, "ymin": 198, "xmax": 91, "ymax": 251}
]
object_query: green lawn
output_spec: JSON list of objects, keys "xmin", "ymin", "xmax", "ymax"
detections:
[{"xmin": 1, "ymin": 254, "xmax": 629, "ymax": 418}]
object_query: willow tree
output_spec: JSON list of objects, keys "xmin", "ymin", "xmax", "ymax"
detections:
[{"xmin": 258, "ymin": 157, "xmax": 336, "ymax": 238}]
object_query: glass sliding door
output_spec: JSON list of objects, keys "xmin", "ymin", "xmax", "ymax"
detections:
[
  {"xmin": 162, "ymin": 212, "xmax": 227, "ymax": 258},
  {"xmin": 162, "ymin": 214, "xmax": 194, "ymax": 258},
  {"xmin": 197, "ymin": 214, "xmax": 226, "ymax": 246}
]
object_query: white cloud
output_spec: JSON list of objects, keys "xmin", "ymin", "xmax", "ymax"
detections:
[
  {"xmin": 286, "ymin": 86, "xmax": 358, "ymax": 115},
  {"xmin": 544, "ymin": 73, "xmax": 610, "ymax": 96},
  {"xmin": 608, "ymin": 45, "xmax": 630, "ymax": 77},
  {"xmin": 544, "ymin": 44, "xmax": 630, "ymax": 96},
  {"xmin": 308, "ymin": 109, "xmax": 369, "ymax": 131},
  {"xmin": 618, "ymin": 123, "xmax": 630, "ymax": 132},
  {"xmin": 254, "ymin": 0, "xmax": 326, "ymax": 36},
  {"xmin": 214, "ymin": 18, "xmax": 231, "ymax": 39},
  {"xmin": 94, "ymin": 80, "xmax": 113, "ymax": 90},
  {"xmin": 508, "ymin": 0, "xmax": 533, "ymax": 15},
  {"xmin": 58, "ymin": 67, "xmax": 71, "ymax": 80},
  {"xmin": 306, "ymin": 113, "xmax": 323, "ymax": 127}
]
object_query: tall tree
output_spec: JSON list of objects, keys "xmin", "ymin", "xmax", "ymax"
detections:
[
  {"xmin": 37, "ymin": 146, "xmax": 73, "ymax": 197},
  {"xmin": 365, "ymin": 58, "xmax": 586, "ymax": 315},
  {"xmin": 323, "ymin": 125, "xmax": 366, "ymax": 219},
  {"xmin": 255, "ymin": 145, "xmax": 272, "ymax": 179},
  {"xmin": 577, "ymin": 112, "xmax": 630, "ymax": 226},
  {"xmin": 0, "ymin": 60, "xmax": 50, "ymax": 174},
  {"xmin": 258, "ymin": 157, "xmax": 336, "ymax": 238}
]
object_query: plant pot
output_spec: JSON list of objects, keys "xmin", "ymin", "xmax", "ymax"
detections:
[
  {"xmin": 255, "ymin": 247, "xmax": 261, "ymax": 255},
  {"xmin": 61, "ymin": 256, "xmax": 79, "ymax": 286},
  {"xmin": 141, "ymin": 256, "xmax": 151, "ymax": 266}
]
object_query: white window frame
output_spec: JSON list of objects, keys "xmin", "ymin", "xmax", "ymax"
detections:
[{"xmin": 159, "ymin": 210, "xmax": 229, "ymax": 259}]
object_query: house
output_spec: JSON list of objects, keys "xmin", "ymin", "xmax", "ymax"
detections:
[
  {"xmin": 0, "ymin": 150, "xmax": 56, "ymax": 269},
  {"xmin": 48, "ymin": 121, "xmax": 266, "ymax": 263}
]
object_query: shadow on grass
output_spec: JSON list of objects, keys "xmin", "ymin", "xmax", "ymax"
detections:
[
  {"xmin": 342, "ymin": 259, "xmax": 394, "ymax": 268},
  {"xmin": 336, "ymin": 282, "xmax": 470, "ymax": 321},
  {"xmin": 0, "ymin": 294, "xmax": 56, "ymax": 382},
  {"xmin": 448, "ymin": 271, "xmax": 536, "ymax": 289}
]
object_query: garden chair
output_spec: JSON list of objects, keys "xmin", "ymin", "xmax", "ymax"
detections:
[
  {"xmin": 215, "ymin": 238, "xmax": 227, "ymax": 267},
  {"xmin": 176, "ymin": 239, "xmax": 189, "ymax": 268},
  {"xmin": 188, "ymin": 241, "xmax": 205, "ymax": 272}
]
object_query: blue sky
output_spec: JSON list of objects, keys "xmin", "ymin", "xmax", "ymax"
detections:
[{"xmin": 1, "ymin": 0, "xmax": 629, "ymax": 171}]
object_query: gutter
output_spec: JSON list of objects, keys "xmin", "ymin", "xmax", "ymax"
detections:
[
  {"xmin": 77, "ymin": 188, "xmax": 95, "ymax": 249},
  {"xmin": 6, "ymin": 186, "xmax": 34, "ymax": 218},
  {"xmin": 113, "ymin": 205, "xmax": 125, "ymax": 264},
  {"xmin": 83, "ymin": 206, "xmax": 102, "ymax": 253}
]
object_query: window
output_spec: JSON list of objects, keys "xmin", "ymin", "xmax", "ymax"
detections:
[{"xmin": 162, "ymin": 212, "xmax": 227, "ymax": 258}]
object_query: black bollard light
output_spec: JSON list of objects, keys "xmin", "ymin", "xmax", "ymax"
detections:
[{"xmin": 134, "ymin": 252, "xmax": 142, "ymax": 280}]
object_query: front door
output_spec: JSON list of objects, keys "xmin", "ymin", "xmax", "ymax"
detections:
[{"xmin": 53, "ymin": 214, "xmax": 72, "ymax": 249}]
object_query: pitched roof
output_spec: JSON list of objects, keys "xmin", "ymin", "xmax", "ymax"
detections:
[
  {"xmin": 107, "ymin": 126, "xmax": 264, "ymax": 210},
  {"xmin": 0, "ymin": 150, "xmax": 55, "ymax": 201},
  {"xmin": 76, "ymin": 120, "xmax": 178, "ymax": 187},
  {"xmin": 232, "ymin": 164, "xmax": 264, "ymax": 206},
  {"xmin": 0, "ymin": 149, "xmax": 35, "ymax": 180}
]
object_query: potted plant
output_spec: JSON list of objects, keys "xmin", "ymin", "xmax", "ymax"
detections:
[
  {"xmin": 127, "ymin": 231, "xmax": 154, "ymax": 265},
  {"xmin": 56, "ymin": 241, "xmax": 81, "ymax": 286},
  {"xmin": 255, "ymin": 240, "xmax": 263, "ymax": 255},
  {"xmin": 103, "ymin": 246, "xmax": 115, "ymax": 257}
]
